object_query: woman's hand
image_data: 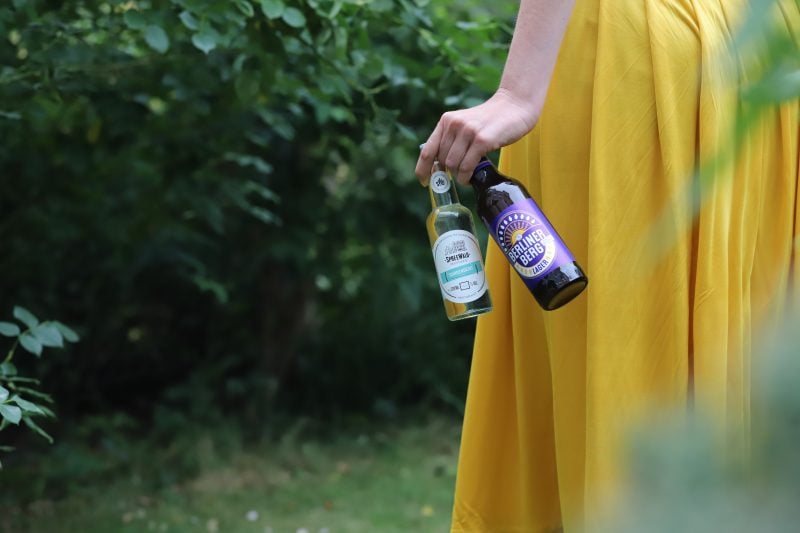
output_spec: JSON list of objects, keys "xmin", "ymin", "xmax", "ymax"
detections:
[
  {"xmin": 415, "ymin": 0, "xmax": 576, "ymax": 186},
  {"xmin": 415, "ymin": 88, "xmax": 540, "ymax": 186}
]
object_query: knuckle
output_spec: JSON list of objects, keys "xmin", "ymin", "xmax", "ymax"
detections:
[
  {"xmin": 463, "ymin": 121, "xmax": 480, "ymax": 137},
  {"xmin": 473, "ymin": 132, "xmax": 491, "ymax": 149},
  {"xmin": 445, "ymin": 114, "xmax": 465, "ymax": 129}
]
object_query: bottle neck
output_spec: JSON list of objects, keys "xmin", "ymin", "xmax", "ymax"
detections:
[
  {"xmin": 428, "ymin": 169, "xmax": 460, "ymax": 208},
  {"xmin": 470, "ymin": 157, "xmax": 504, "ymax": 193}
]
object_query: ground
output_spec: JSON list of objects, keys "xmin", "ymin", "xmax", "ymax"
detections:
[{"xmin": 2, "ymin": 416, "xmax": 461, "ymax": 533}]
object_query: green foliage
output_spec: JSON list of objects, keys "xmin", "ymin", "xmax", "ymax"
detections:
[
  {"xmin": 0, "ymin": 306, "xmax": 79, "ymax": 466},
  {"xmin": 0, "ymin": 415, "xmax": 460, "ymax": 532},
  {"xmin": 0, "ymin": 0, "xmax": 514, "ymax": 422},
  {"xmin": 597, "ymin": 313, "xmax": 800, "ymax": 532}
]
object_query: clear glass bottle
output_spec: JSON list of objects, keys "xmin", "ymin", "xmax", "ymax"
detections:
[{"xmin": 426, "ymin": 162, "xmax": 492, "ymax": 320}]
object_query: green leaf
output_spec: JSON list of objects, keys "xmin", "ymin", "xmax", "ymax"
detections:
[
  {"xmin": 236, "ymin": 0, "xmax": 255, "ymax": 17},
  {"xmin": 37, "ymin": 405, "xmax": 56, "ymax": 418},
  {"xmin": 53, "ymin": 322, "xmax": 79, "ymax": 343},
  {"xmin": 260, "ymin": 0, "xmax": 284, "ymax": 19},
  {"xmin": 0, "ymin": 110, "xmax": 21, "ymax": 120},
  {"xmin": 191, "ymin": 275, "xmax": 229, "ymax": 305},
  {"xmin": 0, "ymin": 362, "xmax": 17, "ymax": 377},
  {"xmin": 245, "ymin": 205, "xmax": 278, "ymax": 225},
  {"xmin": 0, "ymin": 386, "xmax": 8, "ymax": 403},
  {"xmin": 3, "ymin": 376, "xmax": 39, "ymax": 384},
  {"xmin": 10, "ymin": 396, "xmax": 45, "ymax": 416},
  {"xmin": 123, "ymin": 10, "xmax": 147, "ymax": 30},
  {"xmin": 14, "ymin": 387, "xmax": 52, "ymax": 403},
  {"xmin": 19, "ymin": 332, "xmax": 42, "ymax": 356},
  {"xmin": 0, "ymin": 404, "xmax": 21, "ymax": 425},
  {"xmin": 223, "ymin": 152, "xmax": 273, "ymax": 174},
  {"xmin": 13, "ymin": 306, "xmax": 38, "ymax": 329},
  {"xmin": 243, "ymin": 180, "xmax": 279, "ymax": 202},
  {"xmin": 144, "ymin": 25, "xmax": 170, "ymax": 53},
  {"xmin": 23, "ymin": 416, "xmax": 53, "ymax": 444},
  {"xmin": 282, "ymin": 7, "xmax": 306, "ymax": 28},
  {"xmin": 0, "ymin": 445, "xmax": 14, "ymax": 452},
  {"xmin": 32, "ymin": 323, "xmax": 63, "ymax": 348},
  {"xmin": 192, "ymin": 28, "xmax": 219, "ymax": 54},
  {"xmin": 179, "ymin": 11, "xmax": 198, "ymax": 30},
  {"xmin": 0, "ymin": 322, "xmax": 19, "ymax": 337}
]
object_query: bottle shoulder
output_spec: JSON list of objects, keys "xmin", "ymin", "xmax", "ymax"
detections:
[
  {"xmin": 474, "ymin": 180, "xmax": 532, "ymax": 222},
  {"xmin": 429, "ymin": 203, "xmax": 474, "ymax": 219}
]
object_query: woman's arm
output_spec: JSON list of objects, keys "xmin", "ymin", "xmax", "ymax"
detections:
[{"xmin": 415, "ymin": 0, "xmax": 576, "ymax": 185}]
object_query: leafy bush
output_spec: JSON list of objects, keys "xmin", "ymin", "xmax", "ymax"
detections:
[
  {"xmin": 0, "ymin": 306, "xmax": 78, "ymax": 466},
  {"xmin": 0, "ymin": 0, "xmax": 515, "ymax": 424}
]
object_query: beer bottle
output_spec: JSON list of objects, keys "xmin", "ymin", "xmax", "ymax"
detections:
[
  {"xmin": 426, "ymin": 161, "xmax": 492, "ymax": 320},
  {"xmin": 470, "ymin": 158, "xmax": 587, "ymax": 310}
]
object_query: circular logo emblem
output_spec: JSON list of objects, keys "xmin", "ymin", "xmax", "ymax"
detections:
[
  {"xmin": 432, "ymin": 230, "xmax": 487, "ymax": 303},
  {"xmin": 430, "ymin": 171, "xmax": 451, "ymax": 194},
  {"xmin": 496, "ymin": 211, "xmax": 556, "ymax": 278}
]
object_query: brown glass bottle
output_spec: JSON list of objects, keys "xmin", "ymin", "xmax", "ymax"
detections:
[{"xmin": 470, "ymin": 158, "xmax": 588, "ymax": 310}]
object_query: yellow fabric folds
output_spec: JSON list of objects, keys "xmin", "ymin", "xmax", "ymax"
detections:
[{"xmin": 451, "ymin": 1, "xmax": 799, "ymax": 531}]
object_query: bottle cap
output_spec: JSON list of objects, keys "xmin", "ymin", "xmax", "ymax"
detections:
[{"xmin": 473, "ymin": 160, "xmax": 493, "ymax": 173}]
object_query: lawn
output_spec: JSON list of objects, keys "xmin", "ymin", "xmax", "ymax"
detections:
[{"xmin": 2, "ymin": 416, "xmax": 462, "ymax": 533}]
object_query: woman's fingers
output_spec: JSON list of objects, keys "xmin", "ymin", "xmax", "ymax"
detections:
[
  {"xmin": 443, "ymin": 123, "xmax": 473, "ymax": 182},
  {"xmin": 417, "ymin": 90, "xmax": 540, "ymax": 185},
  {"xmin": 415, "ymin": 121, "xmax": 445, "ymax": 185}
]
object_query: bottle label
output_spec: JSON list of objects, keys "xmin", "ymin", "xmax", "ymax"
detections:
[
  {"xmin": 430, "ymin": 171, "xmax": 451, "ymax": 194},
  {"xmin": 489, "ymin": 199, "xmax": 575, "ymax": 286},
  {"xmin": 432, "ymin": 229, "xmax": 487, "ymax": 303}
]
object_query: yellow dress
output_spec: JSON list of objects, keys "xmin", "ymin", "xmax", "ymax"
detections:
[{"xmin": 451, "ymin": 1, "xmax": 799, "ymax": 531}]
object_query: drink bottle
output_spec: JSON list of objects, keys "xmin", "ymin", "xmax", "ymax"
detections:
[
  {"xmin": 426, "ymin": 161, "xmax": 492, "ymax": 320},
  {"xmin": 470, "ymin": 158, "xmax": 587, "ymax": 310}
]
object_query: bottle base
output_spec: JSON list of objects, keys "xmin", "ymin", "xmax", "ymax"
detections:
[
  {"xmin": 447, "ymin": 305, "xmax": 493, "ymax": 321},
  {"xmin": 542, "ymin": 278, "xmax": 587, "ymax": 310},
  {"xmin": 533, "ymin": 262, "xmax": 589, "ymax": 311}
]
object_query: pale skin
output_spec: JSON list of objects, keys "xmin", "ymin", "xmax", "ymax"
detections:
[{"xmin": 415, "ymin": 0, "xmax": 577, "ymax": 186}]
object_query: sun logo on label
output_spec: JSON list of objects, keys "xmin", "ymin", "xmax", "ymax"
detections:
[
  {"xmin": 496, "ymin": 211, "xmax": 557, "ymax": 279},
  {"xmin": 498, "ymin": 213, "xmax": 537, "ymax": 252}
]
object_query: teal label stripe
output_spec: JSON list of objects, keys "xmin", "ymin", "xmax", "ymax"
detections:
[{"xmin": 440, "ymin": 261, "xmax": 483, "ymax": 283}]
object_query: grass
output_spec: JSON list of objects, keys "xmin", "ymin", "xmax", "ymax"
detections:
[{"xmin": 1, "ymin": 416, "xmax": 462, "ymax": 533}]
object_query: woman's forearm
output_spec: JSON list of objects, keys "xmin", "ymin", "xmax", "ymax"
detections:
[
  {"xmin": 415, "ymin": 0, "xmax": 576, "ymax": 184},
  {"xmin": 499, "ymin": 0, "xmax": 576, "ymax": 113}
]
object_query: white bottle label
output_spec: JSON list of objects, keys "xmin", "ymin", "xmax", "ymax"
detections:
[
  {"xmin": 430, "ymin": 171, "xmax": 451, "ymax": 194},
  {"xmin": 432, "ymin": 230, "xmax": 487, "ymax": 304}
]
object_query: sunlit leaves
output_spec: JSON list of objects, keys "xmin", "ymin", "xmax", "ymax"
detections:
[
  {"xmin": 281, "ymin": 7, "xmax": 306, "ymax": 28},
  {"xmin": 0, "ymin": 404, "xmax": 21, "ymax": 425},
  {"xmin": 22, "ymin": 416, "xmax": 53, "ymax": 444},
  {"xmin": 13, "ymin": 306, "xmax": 38, "ymax": 329},
  {"xmin": 123, "ymin": 10, "xmax": 147, "ymax": 30},
  {"xmin": 32, "ymin": 323, "xmax": 63, "ymax": 348},
  {"xmin": 144, "ymin": 25, "xmax": 170, "ymax": 53},
  {"xmin": 53, "ymin": 322, "xmax": 79, "ymax": 343},
  {"xmin": 192, "ymin": 26, "xmax": 219, "ymax": 54},
  {"xmin": 0, "ymin": 322, "xmax": 20, "ymax": 337},
  {"xmin": 260, "ymin": 0, "xmax": 284, "ymax": 19},
  {"xmin": 235, "ymin": 0, "xmax": 256, "ymax": 18},
  {"xmin": 1, "ymin": 307, "xmax": 77, "ymax": 454},
  {"xmin": 19, "ymin": 332, "xmax": 42, "ymax": 356},
  {"xmin": 179, "ymin": 11, "xmax": 198, "ymax": 30}
]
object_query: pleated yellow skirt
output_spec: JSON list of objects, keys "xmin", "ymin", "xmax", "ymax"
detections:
[{"xmin": 451, "ymin": 1, "xmax": 800, "ymax": 531}]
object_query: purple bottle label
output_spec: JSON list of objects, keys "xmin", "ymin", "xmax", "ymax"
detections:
[{"xmin": 489, "ymin": 198, "xmax": 575, "ymax": 289}]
